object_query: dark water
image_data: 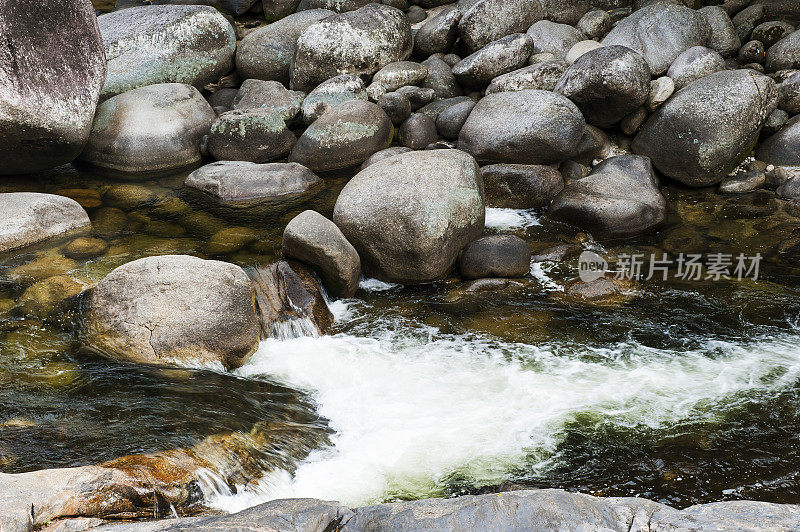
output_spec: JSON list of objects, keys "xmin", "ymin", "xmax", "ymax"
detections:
[{"xmin": 1, "ymin": 161, "xmax": 800, "ymax": 510}]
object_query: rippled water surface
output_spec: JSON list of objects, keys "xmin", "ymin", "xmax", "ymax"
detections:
[{"xmin": 1, "ymin": 162, "xmax": 800, "ymax": 511}]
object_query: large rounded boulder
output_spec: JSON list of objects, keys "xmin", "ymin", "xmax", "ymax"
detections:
[
  {"xmin": 458, "ymin": 0, "xmax": 543, "ymax": 53},
  {"xmin": 333, "ymin": 150, "xmax": 485, "ymax": 284},
  {"xmin": 0, "ymin": 193, "xmax": 90, "ymax": 253},
  {"xmin": 98, "ymin": 5, "xmax": 236, "ymax": 98},
  {"xmin": 0, "ymin": 0, "xmax": 106, "ymax": 174},
  {"xmin": 458, "ymin": 89, "xmax": 585, "ymax": 164},
  {"xmin": 82, "ymin": 255, "xmax": 260, "ymax": 370},
  {"xmin": 757, "ymin": 114, "xmax": 800, "ymax": 166},
  {"xmin": 80, "ymin": 83, "xmax": 215, "ymax": 176},
  {"xmin": 632, "ymin": 70, "xmax": 777, "ymax": 187},
  {"xmin": 554, "ymin": 45, "xmax": 651, "ymax": 128},
  {"xmin": 291, "ymin": 4, "xmax": 412, "ymax": 92},
  {"xmin": 601, "ymin": 3, "xmax": 711, "ymax": 75}
]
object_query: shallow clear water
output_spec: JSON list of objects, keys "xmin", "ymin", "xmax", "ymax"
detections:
[{"xmin": 1, "ymin": 162, "xmax": 800, "ymax": 511}]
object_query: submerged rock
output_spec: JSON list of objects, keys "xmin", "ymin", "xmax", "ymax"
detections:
[
  {"xmin": 633, "ymin": 70, "xmax": 777, "ymax": 187},
  {"xmin": 0, "ymin": 193, "xmax": 90, "ymax": 254},
  {"xmin": 0, "ymin": 0, "xmax": 106, "ymax": 175},
  {"xmin": 333, "ymin": 150, "xmax": 484, "ymax": 284},
  {"xmin": 459, "ymin": 234, "xmax": 532, "ymax": 279},
  {"xmin": 82, "ymin": 255, "xmax": 260, "ymax": 369},
  {"xmin": 80, "ymin": 83, "xmax": 215, "ymax": 176},
  {"xmin": 98, "ymin": 5, "xmax": 236, "ymax": 98}
]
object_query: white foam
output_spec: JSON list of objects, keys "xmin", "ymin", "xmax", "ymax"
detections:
[
  {"xmin": 213, "ymin": 322, "xmax": 800, "ymax": 510},
  {"xmin": 484, "ymin": 208, "xmax": 541, "ymax": 230},
  {"xmin": 359, "ymin": 278, "xmax": 401, "ymax": 292},
  {"xmin": 530, "ymin": 261, "xmax": 564, "ymax": 291}
]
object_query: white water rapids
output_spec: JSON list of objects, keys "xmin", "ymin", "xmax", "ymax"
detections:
[{"xmin": 202, "ymin": 296, "xmax": 800, "ymax": 512}]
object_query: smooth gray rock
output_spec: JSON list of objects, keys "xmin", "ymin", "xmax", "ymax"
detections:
[
  {"xmin": 739, "ymin": 39, "xmax": 766, "ymax": 64},
  {"xmin": 647, "ymin": 76, "xmax": 675, "ymax": 111},
  {"xmin": 397, "ymin": 85, "xmax": 437, "ymax": 109},
  {"xmin": 207, "ymin": 109, "xmax": 296, "ymax": 163},
  {"xmin": 538, "ymin": 0, "xmax": 590, "ymax": 25},
  {"xmin": 564, "ymin": 40, "xmax": 603, "ymax": 64},
  {"xmin": 235, "ymin": 9, "xmax": 334, "ymax": 85},
  {"xmin": 555, "ymin": 45, "xmax": 651, "ymax": 127},
  {"xmin": 486, "ymin": 60, "xmax": 568, "ymax": 94},
  {"xmin": 764, "ymin": 107, "xmax": 789, "ymax": 135},
  {"xmin": 576, "ymin": 9, "xmax": 612, "ymax": 40},
  {"xmin": 757, "ymin": 114, "xmax": 800, "ymax": 166},
  {"xmin": 436, "ymin": 100, "xmax": 476, "ymax": 139},
  {"xmin": 459, "ymin": 89, "xmax": 585, "ymax": 164},
  {"xmin": 378, "ymin": 91, "xmax": 412, "ymax": 125},
  {"xmin": 414, "ymin": 5, "xmax": 461, "ymax": 57},
  {"xmin": 372, "ymin": 61, "xmax": 429, "ymax": 91},
  {"xmin": 289, "ymin": 100, "xmax": 393, "ymax": 171},
  {"xmin": 300, "ymin": 74, "xmax": 368, "ymax": 125},
  {"xmin": 297, "ymin": 0, "xmax": 372, "ymax": 11},
  {"xmin": 719, "ymin": 166, "xmax": 766, "ymax": 194},
  {"xmin": 421, "ymin": 55, "xmax": 462, "ymax": 99},
  {"xmin": 0, "ymin": 0, "xmax": 106, "ymax": 175},
  {"xmin": 452, "ymin": 34, "xmax": 534, "ymax": 89},
  {"xmin": 601, "ymin": 3, "xmax": 711, "ymax": 75},
  {"xmin": 333, "ymin": 149, "xmax": 484, "ymax": 283},
  {"xmin": 667, "ymin": 45, "xmax": 725, "ymax": 89},
  {"xmin": 232, "ymin": 79, "xmax": 303, "ymax": 123},
  {"xmin": 291, "ymin": 4, "xmax": 412, "ymax": 92},
  {"xmin": 115, "ymin": 0, "xmax": 259, "ymax": 15},
  {"xmin": 459, "ymin": 234, "xmax": 532, "ymax": 279},
  {"xmin": 633, "ymin": 69, "xmax": 777, "ymax": 186},
  {"xmin": 779, "ymin": 71, "xmax": 800, "ymax": 114},
  {"xmin": 82, "ymin": 255, "xmax": 259, "ymax": 370},
  {"xmin": 527, "ymin": 20, "xmax": 586, "ymax": 59},
  {"xmin": 184, "ymin": 161, "xmax": 323, "ymax": 210},
  {"xmin": 80, "ymin": 83, "xmax": 215, "ymax": 176},
  {"xmin": 547, "ymin": 154, "xmax": 666, "ymax": 238},
  {"xmin": 98, "ymin": 5, "xmax": 236, "ymax": 98},
  {"xmin": 262, "ymin": 0, "xmax": 303, "ymax": 20},
  {"xmin": 359, "ymin": 146, "xmax": 412, "ymax": 170},
  {"xmin": 699, "ymin": 5, "xmax": 740, "ymax": 58},
  {"xmin": 417, "ymin": 95, "xmax": 475, "ymax": 121},
  {"xmin": 481, "ymin": 163, "xmax": 564, "ymax": 208},
  {"xmin": 766, "ymin": 30, "xmax": 800, "ymax": 72},
  {"xmin": 283, "ymin": 210, "xmax": 361, "ymax": 298},
  {"xmin": 458, "ymin": 0, "xmax": 543, "ymax": 53},
  {"xmin": 777, "ymin": 175, "xmax": 800, "ymax": 199},
  {"xmin": 399, "ymin": 113, "xmax": 438, "ymax": 149},
  {"xmin": 0, "ymin": 193, "xmax": 90, "ymax": 254}
]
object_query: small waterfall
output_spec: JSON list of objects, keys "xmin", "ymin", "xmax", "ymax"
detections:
[{"xmin": 270, "ymin": 316, "xmax": 321, "ymax": 340}]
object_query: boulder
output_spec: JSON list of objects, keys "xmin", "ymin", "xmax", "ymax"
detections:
[
  {"xmin": 81, "ymin": 255, "xmax": 259, "ymax": 369},
  {"xmin": 231, "ymin": 79, "xmax": 303, "ymax": 123},
  {"xmin": 282, "ymin": 210, "xmax": 361, "ymax": 298},
  {"xmin": 633, "ymin": 69, "xmax": 777, "ymax": 186},
  {"xmin": 538, "ymin": 0, "xmax": 590, "ymax": 25},
  {"xmin": 601, "ymin": 3, "xmax": 711, "ymax": 75},
  {"xmin": 485, "ymin": 60, "xmax": 568, "ymax": 94},
  {"xmin": 778, "ymin": 71, "xmax": 800, "ymax": 114},
  {"xmin": 666, "ymin": 46, "xmax": 725, "ymax": 89},
  {"xmin": 0, "ymin": 193, "xmax": 90, "ymax": 254},
  {"xmin": 235, "ymin": 9, "xmax": 334, "ymax": 85},
  {"xmin": 115, "ymin": 0, "xmax": 258, "ymax": 15},
  {"xmin": 17, "ymin": 275, "xmax": 85, "ymax": 317},
  {"xmin": 80, "ymin": 83, "xmax": 215, "ymax": 176},
  {"xmin": 699, "ymin": 5, "xmax": 740, "ymax": 58},
  {"xmin": 526, "ymin": 20, "xmax": 586, "ymax": 59},
  {"xmin": 452, "ymin": 34, "xmax": 535, "ymax": 89},
  {"xmin": 372, "ymin": 61, "xmax": 429, "ymax": 91},
  {"xmin": 554, "ymin": 45, "xmax": 651, "ymax": 127},
  {"xmin": 414, "ymin": 5, "xmax": 461, "ymax": 57},
  {"xmin": 458, "ymin": 0, "xmax": 543, "ymax": 53},
  {"xmin": 184, "ymin": 161, "xmax": 323, "ymax": 213},
  {"xmin": 576, "ymin": 9, "xmax": 612, "ymax": 40},
  {"xmin": 207, "ymin": 109, "xmax": 297, "ymax": 163},
  {"xmin": 436, "ymin": 100, "xmax": 476, "ymax": 139},
  {"xmin": 766, "ymin": 30, "xmax": 800, "ymax": 72},
  {"xmin": 0, "ymin": 0, "xmax": 106, "ymax": 175},
  {"xmin": 547, "ymin": 154, "xmax": 666, "ymax": 238},
  {"xmin": 297, "ymin": 0, "xmax": 372, "ymax": 11},
  {"xmin": 291, "ymin": 4, "xmax": 412, "ymax": 92},
  {"xmin": 98, "ymin": 5, "xmax": 236, "ymax": 98},
  {"xmin": 333, "ymin": 150, "xmax": 484, "ymax": 283},
  {"xmin": 289, "ymin": 100, "xmax": 393, "ymax": 172},
  {"xmin": 481, "ymin": 164, "xmax": 564, "ymax": 208},
  {"xmin": 458, "ymin": 89, "xmax": 585, "ymax": 164},
  {"xmin": 459, "ymin": 234, "xmax": 532, "ymax": 279},
  {"xmin": 753, "ymin": 21, "xmax": 795, "ymax": 49},
  {"xmin": 300, "ymin": 74, "xmax": 368, "ymax": 125},
  {"xmin": 378, "ymin": 92, "xmax": 412, "ymax": 126},
  {"xmin": 399, "ymin": 113, "xmax": 438, "ymax": 149},
  {"xmin": 421, "ymin": 55, "xmax": 462, "ymax": 99},
  {"xmin": 757, "ymin": 114, "xmax": 800, "ymax": 166},
  {"xmin": 63, "ymin": 237, "xmax": 109, "ymax": 260},
  {"xmin": 359, "ymin": 146, "xmax": 412, "ymax": 170},
  {"xmin": 565, "ymin": 40, "xmax": 604, "ymax": 64}
]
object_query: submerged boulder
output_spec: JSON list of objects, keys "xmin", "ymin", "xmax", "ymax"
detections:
[
  {"xmin": 547, "ymin": 154, "xmax": 666, "ymax": 238},
  {"xmin": 458, "ymin": 89, "xmax": 585, "ymax": 164},
  {"xmin": 633, "ymin": 70, "xmax": 777, "ymax": 187},
  {"xmin": 291, "ymin": 4, "xmax": 412, "ymax": 92},
  {"xmin": 80, "ymin": 83, "xmax": 215, "ymax": 176},
  {"xmin": 82, "ymin": 255, "xmax": 260, "ymax": 370},
  {"xmin": 0, "ymin": 193, "xmax": 90, "ymax": 254},
  {"xmin": 333, "ymin": 150, "xmax": 484, "ymax": 284},
  {"xmin": 0, "ymin": 0, "xmax": 106, "ymax": 175},
  {"xmin": 98, "ymin": 5, "xmax": 236, "ymax": 98}
]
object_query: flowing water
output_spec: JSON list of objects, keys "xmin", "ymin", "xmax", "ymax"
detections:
[{"xmin": 1, "ymin": 162, "xmax": 800, "ymax": 513}]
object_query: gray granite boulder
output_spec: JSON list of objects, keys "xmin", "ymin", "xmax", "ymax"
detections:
[
  {"xmin": 633, "ymin": 69, "xmax": 777, "ymax": 186},
  {"xmin": 757, "ymin": 114, "xmax": 800, "ymax": 166},
  {"xmin": 291, "ymin": 4, "xmax": 412, "ymax": 92},
  {"xmin": 235, "ymin": 9, "xmax": 333, "ymax": 85},
  {"xmin": 699, "ymin": 5, "xmax": 741, "ymax": 58},
  {"xmin": 555, "ymin": 45, "xmax": 651, "ymax": 127},
  {"xmin": 547, "ymin": 154, "xmax": 666, "ymax": 238},
  {"xmin": 80, "ymin": 83, "xmax": 215, "ymax": 176},
  {"xmin": 459, "ymin": 89, "xmax": 585, "ymax": 164},
  {"xmin": 458, "ymin": 0, "xmax": 543, "ymax": 53},
  {"xmin": 486, "ymin": 60, "xmax": 568, "ymax": 94},
  {"xmin": 601, "ymin": 3, "xmax": 711, "ymax": 75},
  {"xmin": 207, "ymin": 109, "xmax": 297, "ymax": 163},
  {"xmin": 414, "ymin": 5, "xmax": 462, "ymax": 57},
  {"xmin": 283, "ymin": 210, "xmax": 361, "ymax": 298},
  {"xmin": 452, "ymin": 34, "xmax": 534, "ymax": 89},
  {"xmin": 766, "ymin": 30, "xmax": 800, "ymax": 72},
  {"xmin": 527, "ymin": 20, "xmax": 586, "ymax": 59},
  {"xmin": 481, "ymin": 163, "xmax": 564, "ymax": 208},
  {"xmin": 459, "ymin": 234, "xmax": 532, "ymax": 279},
  {"xmin": 82, "ymin": 255, "xmax": 259, "ymax": 370},
  {"xmin": 421, "ymin": 55, "xmax": 463, "ymax": 99},
  {"xmin": 232, "ymin": 79, "xmax": 303, "ymax": 123},
  {"xmin": 290, "ymin": 100, "xmax": 393, "ymax": 171},
  {"xmin": 666, "ymin": 46, "xmax": 725, "ymax": 89},
  {"xmin": 372, "ymin": 61, "xmax": 429, "ymax": 91},
  {"xmin": 0, "ymin": 0, "xmax": 106, "ymax": 175},
  {"xmin": 300, "ymin": 74, "xmax": 368, "ymax": 125},
  {"xmin": 333, "ymin": 149, "xmax": 484, "ymax": 283},
  {"xmin": 98, "ymin": 5, "xmax": 236, "ymax": 98},
  {"xmin": 0, "ymin": 193, "xmax": 90, "ymax": 254}
]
